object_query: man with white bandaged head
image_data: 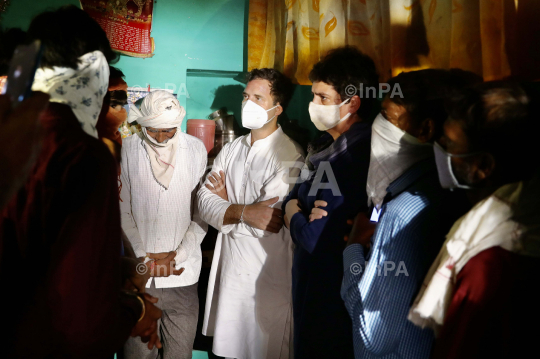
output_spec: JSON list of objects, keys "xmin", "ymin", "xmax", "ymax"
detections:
[{"xmin": 121, "ymin": 90, "xmax": 208, "ymax": 359}]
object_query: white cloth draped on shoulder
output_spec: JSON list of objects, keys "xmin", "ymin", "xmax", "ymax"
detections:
[
  {"xmin": 198, "ymin": 126, "xmax": 304, "ymax": 359},
  {"xmin": 408, "ymin": 180, "xmax": 540, "ymax": 334}
]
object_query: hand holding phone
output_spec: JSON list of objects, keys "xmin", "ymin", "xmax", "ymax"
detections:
[
  {"xmin": 0, "ymin": 92, "xmax": 50, "ymax": 208},
  {"xmin": 3, "ymin": 40, "xmax": 44, "ymax": 107}
]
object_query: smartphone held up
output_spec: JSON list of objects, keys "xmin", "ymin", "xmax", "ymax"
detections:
[{"xmin": 2, "ymin": 40, "xmax": 44, "ymax": 107}]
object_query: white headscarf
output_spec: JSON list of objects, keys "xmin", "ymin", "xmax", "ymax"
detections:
[
  {"xmin": 366, "ymin": 114, "xmax": 433, "ymax": 209},
  {"xmin": 32, "ymin": 51, "xmax": 109, "ymax": 138},
  {"xmin": 128, "ymin": 90, "xmax": 186, "ymax": 189},
  {"xmin": 128, "ymin": 90, "xmax": 186, "ymax": 128},
  {"xmin": 408, "ymin": 181, "xmax": 540, "ymax": 334}
]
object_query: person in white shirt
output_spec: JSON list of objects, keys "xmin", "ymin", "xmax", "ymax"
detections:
[
  {"xmin": 199, "ymin": 68, "xmax": 304, "ymax": 359},
  {"xmin": 120, "ymin": 90, "xmax": 208, "ymax": 359}
]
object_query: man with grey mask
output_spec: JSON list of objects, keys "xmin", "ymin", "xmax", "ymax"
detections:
[
  {"xmin": 121, "ymin": 90, "xmax": 208, "ymax": 358},
  {"xmin": 336, "ymin": 69, "xmax": 480, "ymax": 359},
  {"xmin": 409, "ymin": 82, "xmax": 540, "ymax": 359}
]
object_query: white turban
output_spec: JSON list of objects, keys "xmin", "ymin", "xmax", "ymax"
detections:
[{"xmin": 128, "ymin": 90, "xmax": 186, "ymax": 128}]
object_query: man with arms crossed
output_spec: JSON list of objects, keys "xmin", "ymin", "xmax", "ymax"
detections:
[{"xmin": 199, "ymin": 68, "xmax": 303, "ymax": 359}]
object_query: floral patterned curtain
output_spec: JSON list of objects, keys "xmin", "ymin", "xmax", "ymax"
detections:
[{"xmin": 248, "ymin": 0, "xmax": 530, "ymax": 84}]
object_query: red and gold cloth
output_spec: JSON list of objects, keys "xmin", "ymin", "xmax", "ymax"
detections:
[{"xmin": 81, "ymin": 0, "xmax": 154, "ymax": 58}]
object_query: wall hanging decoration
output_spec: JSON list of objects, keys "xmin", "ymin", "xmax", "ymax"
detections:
[{"xmin": 80, "ymin": 0, "xmax": 155, "ymax": 58}]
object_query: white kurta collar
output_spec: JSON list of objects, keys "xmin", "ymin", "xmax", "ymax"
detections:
[{"xmin": 243, "ymin": 125, "xmax": 284, "ymax": 148}]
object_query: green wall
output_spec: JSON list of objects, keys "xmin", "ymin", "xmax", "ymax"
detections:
[
  {"xmin": 1, "ymin": 0, "xmax": 80, "ymax": 28},
  {"xmin": 1, "ymin": 0, "xmax": 317, "ymax": 144},
  {"xmin": 115, "ymin": 0, "xmax": 247, "ymax": 132},
  {"xmin": 2, "ymin": 0, "xmax": 246, "ymax": 132}
]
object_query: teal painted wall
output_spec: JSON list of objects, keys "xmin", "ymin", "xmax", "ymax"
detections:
[
  {"xmin": 114, "ymin": 0, "xmax": 247, "ymax": 132},
  {"xmin": 1, "ymin": 0, "xmax": 247, "ymax": 132},
  {"xmin": 1, "ymin": 0, "xmax": 316, "ymax": 144},
  {"xmin": 186, "ymin": 71, "xmax": 245, "ymax": 121},
  {"xmin": 1, "ymin": 0, "xmax": 80, "ymax": 28}
]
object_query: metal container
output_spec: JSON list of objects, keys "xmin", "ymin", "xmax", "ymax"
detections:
[{"xmin": 209, "ymin": 109, "xmax": 237, "ymax": 158}]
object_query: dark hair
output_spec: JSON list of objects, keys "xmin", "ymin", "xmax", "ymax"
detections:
[
  {"xmin": 309, "ymin": 46, "xmax": 379, "ymax": 120},
  {"xmin": 387, "ymin": 68, "xmax": 483, "ymax": 139},
  {"xmin": 447, "ymin": 81, "xmax": 538, "ymax": 182},
  {"xmin": 27, "ymin": 5, "xmax": 117, "ymax": 69},
  {"xmin": 107, "ymin": 67, "xmax": 127, "ymax": 107},
  {"xmin": 109, "ymin": 90, "xmax": 128, "ymax": 107},
  {"xmin": 247, "ymin": 68, "xmax": 295, "ymax": 110},
  {"xmin": 0, "ymin": 28, "xmax": 27, "ymax": 76},
  {"xmin": 109, "ymin": 66, "xmax": 125, "ymax": 80}
]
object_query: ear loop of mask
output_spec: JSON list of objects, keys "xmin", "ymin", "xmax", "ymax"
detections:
[
  {"xmin": 434, "ymin": 141, "xmax": 483, "ymax": 189},
  {"xmin": 263, "ymin": 104, "xmax": 279, "ymax": 125},
  {"xmin": 338, "ymin": 98, "xmax": 352, "ymax": 122},
  {"xmin": 448, "ymin": 149, "xmax": 483, "ymax": 189}
]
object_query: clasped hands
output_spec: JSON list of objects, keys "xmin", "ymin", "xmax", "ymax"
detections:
[
  {"xmin": 124, "ymin": 251, "xmax": 184, "ymax": 350},
  {"xmin": 123, "ymin": 251, "xmax": 184, "ymax": 296},
  {"xmin": 145, "ymin": 251, "xmax": 185, "ymax": 278}
]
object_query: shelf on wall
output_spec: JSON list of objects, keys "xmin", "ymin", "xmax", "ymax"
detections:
[{"xmin": 186, "ymin": 69, "xmax": 247, "ymax": 82}]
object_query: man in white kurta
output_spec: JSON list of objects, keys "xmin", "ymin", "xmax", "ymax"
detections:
[
  {"xmin": 199, "ymin": 69, "xmax": 304, "ymax": 359},
  {"xmin": 121, "ymin": 91, "xmax": 208, "ymax": 359}
]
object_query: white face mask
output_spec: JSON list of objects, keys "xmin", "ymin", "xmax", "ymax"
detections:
[
  {"xmin": 142, "ymin": 127, "xmax": 178, "ymax": 147},
  {"xmin": 241, "ymin": 99, "xmax": 278, "ymax": 129},
  {"xmin": 366, "ymin": 113, "xmax": 433, "ymax": 209},
  {"xmin": 308, "ymin": 98, "xmax": 351, "ymax": 131},
  {"xmin": 433, "ymin": 141, "xmax": 480, "ymax": 190}
]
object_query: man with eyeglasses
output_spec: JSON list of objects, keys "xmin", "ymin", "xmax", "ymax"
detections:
[
  {"xmin": 120, "ymin": 90, "xmax": 208, "ymax": 359},
  {"xmin": 409, "ymin": 82, "xmax": 540, "ymax": 359}
]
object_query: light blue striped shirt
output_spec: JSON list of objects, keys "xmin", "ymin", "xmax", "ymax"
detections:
[{"xmin": 341, "ymin": 159, "xmax": 463, "ymax": 359}]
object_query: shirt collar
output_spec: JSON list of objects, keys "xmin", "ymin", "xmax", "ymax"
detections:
[
  {"xmin": 386, "ymin": 158, "xmax": 436, "ymax": 199},
  {"xmin": 243, "ymin": 125, "xmax": 284, "ymax": 148}
]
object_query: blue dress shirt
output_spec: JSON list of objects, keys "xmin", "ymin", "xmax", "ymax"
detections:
[{"xmin": 341, "ymin": 159, "xmax": 468, "ymax": 359}]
